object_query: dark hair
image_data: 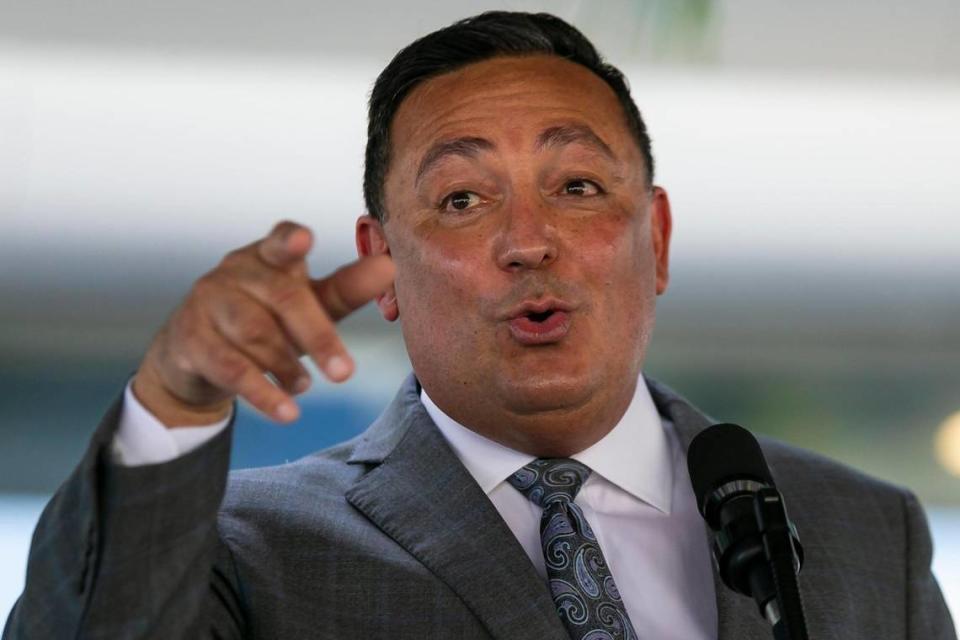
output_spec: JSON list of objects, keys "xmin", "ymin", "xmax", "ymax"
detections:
[{"xmin": 363, "ymin": 11, "xmax": 655, "ymax": 222}]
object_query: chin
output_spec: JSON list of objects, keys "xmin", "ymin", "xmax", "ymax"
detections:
[{"xmin": 497, "ymin": 365, "xmax": 599, "ymax": 415}]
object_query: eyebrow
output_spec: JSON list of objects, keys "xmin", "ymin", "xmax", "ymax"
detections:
[
  {"xmin": 535, "ymin": 124, "xmax": 616, "ymax": 160},
  {"xmin": 415, "ymin": 137, "xmax": 494, "ymax": 186},
  {"xmin": 413, "ymin": 123, "xmax": 617, "ymax": 186}
]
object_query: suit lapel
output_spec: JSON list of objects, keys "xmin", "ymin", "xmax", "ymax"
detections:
[
  {"xmin": 646, "ymin": 377, "xmax": 772, "ymax": 640},
  {"xmin": 344, "ymin": 374, "xmax": 773, "ymax": 640},
  {"xmin": 345, "ymin": 375, "xmax": 567, "ymax": 640}
]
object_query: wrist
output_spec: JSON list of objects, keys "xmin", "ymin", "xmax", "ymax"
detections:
[{"xmin": 132, "ymin": 362, "xmax": 233, "ymax": 428}]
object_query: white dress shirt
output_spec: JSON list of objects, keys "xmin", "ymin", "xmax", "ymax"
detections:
[
  {"xmin": 421, "ymin": 379, "xmax": 716, "ymax": 640},
  {"xmin": 111, "ymin": 381, "xmax": 232, "ymax": 465},
  {"xmin": 114, "ymin": 376, "xmax": 717, "ymax": 639}
]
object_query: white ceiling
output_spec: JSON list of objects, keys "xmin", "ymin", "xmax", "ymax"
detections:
[
  {"xmin": 1, "ymin": 0, "xmax": 958, "ymax": 288},
  {"xmin": 1, "ymin": 0, "xmax": 957, "ymax": 75}
]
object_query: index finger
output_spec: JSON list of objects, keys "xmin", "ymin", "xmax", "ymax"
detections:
[
  {"xmin": 258, "ymin": 221, "xmax": 313, "ymax": 268},
  {"xmin": 311, "ymin": 254, "xmax": 396, "ymax": 321}
]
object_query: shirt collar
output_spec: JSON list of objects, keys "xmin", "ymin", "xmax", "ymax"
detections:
[
  {"xmin": 420, "ymin": 374, "xmax": 674, "ymax": 515},
  {"xmin": 419, "ymin": 389, "xmax": 536, "ymax": 495}
]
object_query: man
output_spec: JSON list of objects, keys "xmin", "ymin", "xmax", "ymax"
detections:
[{"xmin": 4, "ymin": 11, "xmax": 955, "ymax": 640}]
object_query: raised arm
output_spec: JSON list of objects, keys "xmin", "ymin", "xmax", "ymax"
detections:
[{"xmin": 3, "ymin": 221, "xmax": 394, "ymax": 639}]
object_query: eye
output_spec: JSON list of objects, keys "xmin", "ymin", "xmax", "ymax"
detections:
[
  {"xmin": 440, "ymin": 190, "xmax": 482, "ymax": 213},
  {"xmin": 562, "ymin": 179, "xmax": 602, "ymax": 197}
]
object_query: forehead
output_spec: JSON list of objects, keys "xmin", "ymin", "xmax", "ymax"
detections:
[{"xmin": 389, "ymin": 55, "xmax": 637, "ymax": 162}]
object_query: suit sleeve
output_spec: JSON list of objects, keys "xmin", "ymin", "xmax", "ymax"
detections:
[
  {"xmin": 903, "ymin": 489, "xmax": 957, "ymax": 639},
  {"xmin": 112, "ymin": 379, "xmax": 232, "ymax": 466},
  {"xmin": 2, "ymin": 391, "xmax": 247, "ymax": 639}
]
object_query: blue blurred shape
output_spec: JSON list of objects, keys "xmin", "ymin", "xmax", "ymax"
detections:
[{"xmin": 230, "ymin": 397, "xmax": 381, "ymax": 469}]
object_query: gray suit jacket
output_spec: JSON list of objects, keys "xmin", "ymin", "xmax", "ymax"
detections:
[{"xmin": 4, "ymin": 375, "xmax": 956, "ymax": 639}]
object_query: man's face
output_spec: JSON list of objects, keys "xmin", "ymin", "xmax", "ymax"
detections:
[{"xmin": 358, "ymin": 54, "xmax": 671, "ymax": 454}]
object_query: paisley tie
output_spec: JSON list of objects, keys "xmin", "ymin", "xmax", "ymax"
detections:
[{"xmin": 507, "ymin": 458, "xmax": 638, "ymax": 640}]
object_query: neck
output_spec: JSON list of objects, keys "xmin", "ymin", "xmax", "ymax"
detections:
[{"xmin": 423, "ymin": 375, "xmax": 641, "ymax": 458}]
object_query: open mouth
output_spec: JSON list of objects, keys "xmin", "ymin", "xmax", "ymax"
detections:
[
  {"xmin": 508, "ymin": 307, "xmax": 571, "ymax": 344},
  {"xmin": 526, "ymin": 309, "xmax": 555, "ymax": 323}
]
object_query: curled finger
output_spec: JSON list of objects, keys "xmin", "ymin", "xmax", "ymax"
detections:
[
  {"xmin": 210, "ymin": 289, "xmax": 312, "ymax": 395},
  {"xmin": 186, "ymin": 321, "xmax": 301, "ymax": 423},
  {"xmin": 228, "ymin": 267, "xmax": 355, "ymax": 382}
]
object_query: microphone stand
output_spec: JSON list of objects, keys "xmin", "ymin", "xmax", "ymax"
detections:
[{"xmin": 754, "ymin": 488, "xmax": 810, "ymax": 640}]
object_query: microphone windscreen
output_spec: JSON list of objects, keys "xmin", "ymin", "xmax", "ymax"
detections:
[{"xmin": 687, "ymin": 423, "xmax": 775, "ymax": 511}]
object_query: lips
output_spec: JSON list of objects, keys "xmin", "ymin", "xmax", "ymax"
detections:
[{"xmin": 505, "ymin": 299, "xmax": 573, "ymax": 345}]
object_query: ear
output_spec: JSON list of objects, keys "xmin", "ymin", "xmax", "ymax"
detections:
[
  {"xmin": 649, "ymin": 186, "xmax": 672, "ymax": 295},
  {"xmin": 356, "ymin": 215, "xmax": 399, "ymax": 321}
]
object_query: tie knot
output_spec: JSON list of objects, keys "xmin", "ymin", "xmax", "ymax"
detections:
[{"xmin": 507, "ymin": 458, "xmax": 591, "ymax": 508}]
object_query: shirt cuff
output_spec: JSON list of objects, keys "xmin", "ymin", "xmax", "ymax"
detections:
[{"xmin": 110, "ymin": 379, "xmax": 233, "ymax": 466}]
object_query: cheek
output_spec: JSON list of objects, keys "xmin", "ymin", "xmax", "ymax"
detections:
[
  {"xmin": 568, "ymin": 210, "xmax": 653, "ymax": 327},
  {"xmin": 393, "ymin": 226, "xmax": 490, "ymax": 324},
  {"xmin": 571, "ymin": 210, "xmax": 646, "ymax": 282}
]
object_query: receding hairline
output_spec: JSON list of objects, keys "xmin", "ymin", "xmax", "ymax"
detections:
[{"xmin": 364, "ymin": 12, "xmax": 657, "ymax": 224}]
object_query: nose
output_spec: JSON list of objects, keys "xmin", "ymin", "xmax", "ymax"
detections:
[{"xmin": 494, "ymin": 198, "xmax": 559, "ymax": 272}]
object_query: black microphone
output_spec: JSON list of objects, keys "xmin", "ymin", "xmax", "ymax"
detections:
[{"xmin": 687, "ymin": 423, "xmax": 809, "ymax": 640}]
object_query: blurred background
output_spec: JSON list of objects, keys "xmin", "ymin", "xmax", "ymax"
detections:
[{"xmin": 1, "ymin": 0, "xmax": 958, "ymax": 627}]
